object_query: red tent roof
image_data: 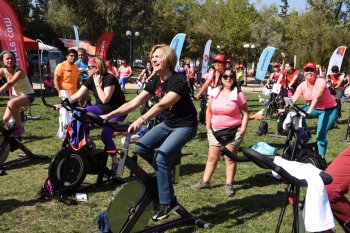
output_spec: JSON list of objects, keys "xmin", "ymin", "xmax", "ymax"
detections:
[{"xmin": 23, "ymin": 36, "xmax": 39, "ymax": 50}]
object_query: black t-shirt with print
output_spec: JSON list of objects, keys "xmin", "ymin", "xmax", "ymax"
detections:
[
  {"xmin": 84, "ymin": 73, "xmax": 126, "ymax": 113},
  {"xmin": 144, "ymin": 72, "xmax": 198, "ymax": 128}
]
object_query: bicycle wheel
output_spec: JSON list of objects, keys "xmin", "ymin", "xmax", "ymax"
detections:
[
  {"xmin": 48, "ymin": 148, "xmax": 86, "ymax": 193},
  {"xmin": 108, "ymin": 181, "xmax": 154, "ymax": 233}
]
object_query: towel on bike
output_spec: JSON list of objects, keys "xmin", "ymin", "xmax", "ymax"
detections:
[
  {"xmin": 210, "ymin": 86, "xmax": 238, "ymax": 100},
  {"xmin": 273, "ymin": 156, "xmax": 335, "ymax": 232},
  {"xmin": 67, "ymin": 111, "xmax": 91, "ymax": 151}
]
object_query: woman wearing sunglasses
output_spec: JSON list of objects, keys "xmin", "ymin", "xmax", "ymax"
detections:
[
  {"xmin": 280, "ymin": 62, "xmax": 338, "ymax": 169},
  {"xmin": 68, "ymin": 57, "xmax": 126, "ymax": 175},
  {"xmin": 192, "ymin": 68, "xmax": 249, "ymax": 196}
]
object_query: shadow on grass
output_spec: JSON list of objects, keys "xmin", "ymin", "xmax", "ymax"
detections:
[
  {"xmin": 170, "ymin": 191, "xmax": 286, "ymax": 233},
  {"xmin": 0, "ymin": 198, "xmax": 48, "ymax": 216},
  {"xmin": 234, "ymin": 172, "xmax": 281, "ymax": 190},
  {"xmin": 180, "ymin": 163, "xmax": 206, "ymax": 176},
  {"xmin": 4, "ymin": 154, "xmax": 51, "ymax": 171}
]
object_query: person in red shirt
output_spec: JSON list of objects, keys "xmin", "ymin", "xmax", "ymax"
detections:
[
  {"xmin": 326, "ymin": 65, "xmax": 345, "ymax": 120},
  {"xmin": 277, "ymin": 62, "xmax": 300, "ymax": 97}
]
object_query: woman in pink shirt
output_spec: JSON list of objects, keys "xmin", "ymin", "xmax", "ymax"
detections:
[
  {"xmin": 292, "ymin": 62, "xmax": 338, "ymax": 163},
  {"xmin": 191, "ymin": 67, "xmax": 249, "ymax": 196},
  {"xmin": 118, "ymin": 59, "xmax": 132, "ymax": 92}
]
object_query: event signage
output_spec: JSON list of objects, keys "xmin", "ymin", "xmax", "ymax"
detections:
[
  {"xmin": 255, "ymin": 46, "xmax": 276, "ymax": 81},
  {"xmin": 326, "ymin": 46, "xmax": 347, "ymax": 77},
  {"xmin": 201, "ymin": 40, "xmax": 212, "ymax": 79},
  {"xmin": 170, "ymin": 33, "xmax": 186, "ymax": 71},
  {"xmin": 95, "ymin": 31, "xmax": 115, "ymax": 59},
  {"xmin": 0, "ymin": 0, "xmax": 28, "ymax": 72}
]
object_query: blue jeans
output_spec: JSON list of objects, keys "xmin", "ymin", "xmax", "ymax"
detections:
[
  {"xmin": 134, "ymin": 122, "xmax": 197, "ymax": 204},
  {"xmin": 302, "ymin": 105, "xmax": 338, "ymax": 157},
  {"xmin": 85, "ymin": 105, "xmax": 126, "ymax": 154},
  {"xmin": 119, "ymin": 76, "xmax": 129, "ymax": 91}
]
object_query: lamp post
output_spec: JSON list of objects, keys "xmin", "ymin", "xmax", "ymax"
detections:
[
  {"xmin": 243, "ymin": 43, "xmax": 255, "ymax": 76},
  {"xmin": 126, "ymin": 30, "xmax": 140, "ymax": 68}
]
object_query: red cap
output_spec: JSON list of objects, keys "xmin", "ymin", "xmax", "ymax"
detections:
[
  {"xmin": 239, "ymin": 64, "xmax": 244, "ymax": 68},
  {"xmin": 234, "ymin": 64, "xmax": 240, "ymax": 69},
  {"xmin": 303, "ymin": 62, "xmax": 316, "ymax": 71},
  {"xmin": 273, "ymin": 62, "xmax": 280, "ymax": 67},
  {"xmin": 213, "ymin": 54, "xmax": 225, "ymax": 62},
  {"xmin": 88, "ymin": 58, "xmax": 98, "ymax": 67}
]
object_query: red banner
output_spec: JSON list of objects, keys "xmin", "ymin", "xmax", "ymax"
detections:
[
  {"xmin": 0, "ymin": 0, "xmax": 28, "ymax": 72},
  {"xmin": 95, "ymin": 31, "xmax": 115, "ymax": 59}
]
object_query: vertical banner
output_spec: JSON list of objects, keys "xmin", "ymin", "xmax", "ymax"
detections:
[
  {"xmin": 0, "ymin": 0, "xmax": 28, "ymax": 72},
  {"xmin": 326, "ymin": 46, "xmax": 347, "ymax": 76},
  {"xmin": 255, "ymin": 46, "xmax": 276, "ymax": 81},
  {"xmin": 95, "ymin": 31, "xmax": 115, "ymax": 59},
  {"xmin": 169, "ymin": 33, "xmax": 186, "ymax": 71},
  {"xmin": 73, "ymin": 25, "xmax": 80, "ymax": 50},
  {"xmin": 201, "ymin": 39, "xmax": 212, "ymax": 79}
]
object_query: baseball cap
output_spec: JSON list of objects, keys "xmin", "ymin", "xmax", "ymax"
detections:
[
  {"xmin": 273, "ymin": 62, "xmax": 280, "ymax": 67},
  {"xmin": 213, "ymin": 54, "xmax": 225, "ymax": 62},
  {"xmin": 303, "ymin": 62, "xmax": 316, "ymax": 71}
]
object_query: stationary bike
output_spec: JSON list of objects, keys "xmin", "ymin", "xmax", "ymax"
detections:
[
  {"xmin": 0, "ymin": 110, "xmax": 49, "ymax": 174},
  {"xmin": 96, "ymin": 120, "xmax": 213, "ymax": 232},
  {"xmin": 41, "ymin": 97, "xmax": 124, "ymax": 200}
]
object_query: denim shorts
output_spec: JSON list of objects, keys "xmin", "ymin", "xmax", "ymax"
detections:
[{"xmin": 25, "ymin": 93, "xmax": 35, "ymax": 103}]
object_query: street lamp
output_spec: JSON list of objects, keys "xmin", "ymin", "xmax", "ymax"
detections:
[
  {"xmin": 243, "ymin": 43, "xmax": 255, "ymax": 76},
  {"xmin": 126, "ymin": 30, "xmax": 140, "ymax": 68}
]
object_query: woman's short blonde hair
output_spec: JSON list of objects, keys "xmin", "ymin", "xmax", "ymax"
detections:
[
  {"xmin": 149, "ymin": 44, "xmax": 177, "ymax": 71},
  {"xmin": 90, "ymin": 56, "xmax": 107, "ymax": 74}
]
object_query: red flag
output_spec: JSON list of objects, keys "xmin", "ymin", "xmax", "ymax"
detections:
[
  {"xmin": 95, "ymin": 32, "xmax": 115, "ymax": 59},
  {"xmin": 0, "ymin": 0, "xmax": 28, "ymax": 72}
]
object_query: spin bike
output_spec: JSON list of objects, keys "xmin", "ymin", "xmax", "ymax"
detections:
[
  {"xmin": 0, "ymin": 110, "xmax": 49, "ymax": 175},
  {"xmin": 41, "ymin": 97, "xmax": 124, "ymax": 201},
  {"xmin": 96, "ymin": 120, "xmax": 213, "ymax": 233},
  {"xmin": 220, "ymin": 145, "xmax": 332, "ymax": 233}
]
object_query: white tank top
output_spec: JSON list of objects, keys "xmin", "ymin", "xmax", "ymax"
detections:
[{"xmin": 5, "ymin": 67, "xmax": 34, "ymax": 96}]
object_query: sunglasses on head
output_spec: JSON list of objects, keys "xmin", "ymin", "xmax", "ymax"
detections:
[
  {"xmin": 222, "ymin": 74, "xmax": 234, "ymax": 80},
  {"xmin": 304, "ymin": 68, "xmax": 315, "ymax": 72},
  {"xmin": 88, "ymin": 66, "xmax": 96, "ymax": 70}
]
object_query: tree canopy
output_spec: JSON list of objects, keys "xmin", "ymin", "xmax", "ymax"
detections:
[{"xmin": 7, "ymin": 0, "xmax": 350, "ymax": 70}]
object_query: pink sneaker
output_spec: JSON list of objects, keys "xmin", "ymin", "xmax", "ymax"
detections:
[{"xmin": 12, "ymin": 127, "xmax": 25, "ymax": 138}]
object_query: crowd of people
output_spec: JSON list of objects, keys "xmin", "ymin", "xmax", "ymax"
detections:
[{"xmin": 0, "ymin": 45, "xmax": 349, "ymax": 231}]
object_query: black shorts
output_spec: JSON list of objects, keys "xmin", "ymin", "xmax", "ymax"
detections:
[{"xmin": 25, "ymin": 93, "xmax": 35, "ymax": 103}]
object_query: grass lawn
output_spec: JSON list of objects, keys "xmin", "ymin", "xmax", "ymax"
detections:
[{"xmin": 0, "ymin": 88, "xmax": 349, "ymax": 233}]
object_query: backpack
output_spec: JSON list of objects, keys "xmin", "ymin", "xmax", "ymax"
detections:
[
  {"xmin": 257, "ymin": 120, "xmax": 268, "ymax": 136},
  {"xmin": 294, "ymin": 145, "xmax": 326, "ymax": 170}
]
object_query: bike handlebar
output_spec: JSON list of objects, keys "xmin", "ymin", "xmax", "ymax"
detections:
[{"xmin": 221, "ymin": 146, "xmax": 332, "ymax": 186}]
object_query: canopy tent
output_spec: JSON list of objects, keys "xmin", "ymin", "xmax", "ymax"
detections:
[
  {"xmin": 59, "ymin": 38, "xmax": 96, "ymax": 55},
  {"xmin": 39, "ymin": 42, "xmax": 58, "ymax": 51},
  {"xmin": 23, "ymin": 36, "xmax": 39, "ymax": 50}
]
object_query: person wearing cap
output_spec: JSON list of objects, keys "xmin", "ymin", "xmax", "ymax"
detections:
[
  {"xmin": 54, "ymin": 49, "xmax": 80, "ymax": 96},
  {"xmin": 68, "ymin": 57, "xmax": 126, "ymax": 176},
  {"xmin": 326, "ymin": 65, "xmax": 346, "ymax": 120},
  {"xmin": 280, "ymin": 62, "xmax": 338, "ymax": 168},
  {"xmin": 106, "ymin": 60, "xmax": 119, "ymax": 78},
  {"xmin": 277, "ymin": 61, "xmax": 300, "ymax": 97},
  {"xmin": 269, "ymin": 62, "xmax": 282, "ymax": 83},
  {"xmin": 185, "ymin": 59, "xmax": 195, "ymax": 95},
  {"xmin": 195, "ymin": 54, "xmax": 225, "ymax": 99}
]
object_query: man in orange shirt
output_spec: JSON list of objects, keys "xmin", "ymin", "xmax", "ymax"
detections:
[{"xmin": 54, "ymin": 49, "xmax": 80, "ymax": 96}]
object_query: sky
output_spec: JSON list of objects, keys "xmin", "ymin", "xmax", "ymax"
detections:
[{"xmin": 250, "ymin": 0, "xmax": 307, "ymax": 12}]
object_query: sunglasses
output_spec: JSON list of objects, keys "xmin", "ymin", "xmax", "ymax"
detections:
[
  {"xmin": 304, "ymin": 68, "xmax": 315, "ymax": 72},
  {"xmin": 222, "ymin": 74, "xmax": 234, "ymax": 80},
  {"xmin": 88, "ymin": 66, "xmax": 96, "ymax": 70}
]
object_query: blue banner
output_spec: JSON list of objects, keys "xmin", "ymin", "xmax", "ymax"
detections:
[
  {"xmin": 170, "ymin": 33, "xmax": 186, "ymax": 71},
  {"xmin": 73, "ymin": 25, "xmax": 80, "ymax": 49},
  {"xmin": 255, "ymin": 47, "xmax": 276, "ymax": 81}
]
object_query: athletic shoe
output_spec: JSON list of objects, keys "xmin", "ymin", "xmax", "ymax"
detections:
[
  {"xmin": 225, "ymin": 184, "xmax": 235, "ymax": 197},
  {"xmin": 12, "ymin": 126, "xmax": 25, "ymax": 138},
  {"xmin": 191, "ymin": 181, "xmax": 211, "ymax": 190},
  {"xmin": 152, "ymin": 200, "xmax": 179, "ymax": 221}
]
